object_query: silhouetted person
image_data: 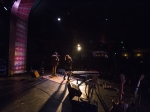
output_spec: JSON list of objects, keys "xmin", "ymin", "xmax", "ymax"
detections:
[
  {"xmin": 51, "ymin": 52, "xmax": 59, "ymax": 76},
  {"xmin": 63, "ymin": 54, "xmax": 73, "ymax": 81}
]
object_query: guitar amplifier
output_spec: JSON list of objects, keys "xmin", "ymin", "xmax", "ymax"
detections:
[
  {"xmin": 67, "ymin": 82, "xmax": 82, "ymax": 100},
  {"xmin": 31, "ymin": 70, "xmax": 40, "ymax": 78}
]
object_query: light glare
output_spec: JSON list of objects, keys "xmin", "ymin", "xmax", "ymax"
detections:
[
  {"xmin": 77, "ymin": 44, "xmax": 81, "ymax": 51},
  {"xmin": 4, "ymin": 7, "xmax": 7, "ymax": 10},
  {"xmin": 78, "ymin": 46, "xmax": 81, "ymax": 51},
  {"xmin": 58, "ymin": 18, "xmax": 61, "ymax": 21}
]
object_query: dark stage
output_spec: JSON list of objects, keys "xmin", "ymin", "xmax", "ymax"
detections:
[{"xmin": 0, "ymin": 71, "xmax": 150, "ymax": 112}]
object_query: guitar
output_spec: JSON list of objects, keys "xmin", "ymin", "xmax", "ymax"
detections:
[
  {"xmin": 128, "ymin": 74, "xmax": 145, "ymax": 106},
  {"xmin": 109, "ymin": 74, "xmax": 128, "ymax": 112}
]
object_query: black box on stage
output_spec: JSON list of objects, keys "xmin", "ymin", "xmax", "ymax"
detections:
[
  {"xmin": 67, "ymin": 82, "xmax": 82, "ymax": 100},
  {"xmin": 57, "ymin": 69, "xmax": 65, "ymax": 74}
]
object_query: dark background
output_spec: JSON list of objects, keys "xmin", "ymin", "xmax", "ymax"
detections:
[
  {"xmin": 29, "ymin": 1, "xmax": 150, "ymax": 48},
  {"xmin": 0, "ymin": 0, "xmax": 150, "ymax": 72}
]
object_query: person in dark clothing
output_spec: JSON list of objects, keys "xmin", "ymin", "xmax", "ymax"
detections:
[
  {"xmin": 51, "ymin": 52, "xmax": 59, "ymax": 76},
  {"xmin": 63, "ymin": 54, "xmax": 73, "ymax": 81}
]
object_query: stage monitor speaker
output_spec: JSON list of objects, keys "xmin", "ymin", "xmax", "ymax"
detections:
[
  {"xmin": 31, "ymin": 70, "xmax": 40, "ymax": 78},
  {"xmin": 57, "ymin": 69, "xmax": 65, "ymax": 74},
  {"xmin": 67, "ymin": 82, "xmax": 82, "ymax": 100}
]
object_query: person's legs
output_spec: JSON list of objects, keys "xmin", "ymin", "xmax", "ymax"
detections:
[
  {"xmin": 52, "ymin": 65, "xmax": 57, "ymax": 76},
  {"xmin": 67, "ymin": 73, "xmax": 70, "ymax": 81},
  {"xmin": 63, "ymin": 71, "xmax": 67, "ymax": 80},
  {"xmin": 52, "ymin": 66, "xmax": 55, "ymax": 75},
  {"xmin": 67, "ymin": 70, "xmax": 72, "ymax": 81},
  {"xmin": 54, "ymin": 65, "xmax": 57, "ymax": 76}
]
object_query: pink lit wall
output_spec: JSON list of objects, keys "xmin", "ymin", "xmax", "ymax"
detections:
[{"xmin": 9, "ymin": 0, "xmax": 35, "ymax": 75}]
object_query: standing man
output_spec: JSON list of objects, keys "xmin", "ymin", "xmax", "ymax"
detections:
[{"xmin": 51, "ymin": 52, "xmax": 59, "ymax": 76}]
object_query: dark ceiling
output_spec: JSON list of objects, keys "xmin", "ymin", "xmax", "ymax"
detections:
[
  {"xmin": 1, "ymin": 0, "xmax": 150, "ymax": 51},
  {"xmin": 28, "ymin": 1, "xmax": 150, "ymax": 49},
  {"xmin": 0, "ymin": 0, "xmax": 149, "ymax": 69}
]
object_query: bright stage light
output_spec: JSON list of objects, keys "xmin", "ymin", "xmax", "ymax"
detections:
[
  {"xmin": 58, "ymin": 18, "xmax": 61, "ymax": 21},
  {"xmin": 78, "ymin": 46, "xmax": 81, "ymax": 51},
  {"xmin": 77, "ymin": 44, "xmax": 81, "ymax": 51}
]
